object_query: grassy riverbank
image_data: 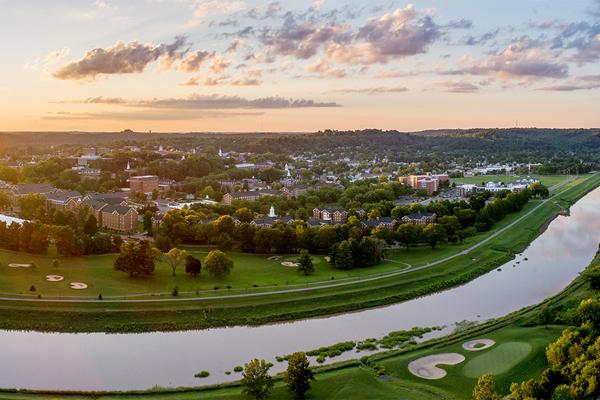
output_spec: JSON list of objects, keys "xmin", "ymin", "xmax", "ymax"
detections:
[
  {"xmin": 0, "ymin": 174, "xmax": 597, "ymax": 333},
  {"xmin": 3, "ymin": 244, "xmax": 599, "ymax": 399}
]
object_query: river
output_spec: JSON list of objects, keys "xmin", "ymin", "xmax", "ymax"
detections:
[{"xmin": 1, "ymin": 187, "xmax": 599, "ymax": 391}]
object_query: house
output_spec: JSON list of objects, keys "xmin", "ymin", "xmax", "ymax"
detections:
[
  {"xmin": 281, "ymin": 184, "xmax": 312, "ymax": 198},
  {"xmin": 312, "ymin": 207, "xmax": 349, "ymax": 223},
  {"xmin": 402, "ymin": 212, "xmax": 437, "ymax": 225},
  {"xmin": 98, "ymin": 204, "xmax": 138, "ymax": 233},
  {"xmin": 362, "ymin": 217, "xmax": 397, "ymax": 231}
]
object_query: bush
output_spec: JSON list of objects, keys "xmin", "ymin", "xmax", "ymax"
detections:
[
  {"xmin": 194, "ymin": 371, "xmax": 210, "ymax": 378},
  {"xmin": 29, "ymin": 285, "xmax": 36, "ymax": 292},
  {"xmin": 98, "ymin": 294, "xmax": 103, "ymax": 300},
  {"xmin": 171, "ymin": 286, "xmax": 179, "ymax": 296},
  {"xmin": 234, "ymin": 366, "xmax": 243, "ymax": 372}
]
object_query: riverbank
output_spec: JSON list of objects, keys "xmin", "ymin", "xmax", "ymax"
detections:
[
  {"xmin": 2, "ymin": 243, "xmax": 598, "ymax": 399},
  {"xmin": 0, "ymin": 174, "xmax": 597, "ymax": 334}
]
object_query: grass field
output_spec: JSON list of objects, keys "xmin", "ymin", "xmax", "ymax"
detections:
[
  {"xmin": 451, "ymin": 174, "xmax": 568, "ymax": 188},
  {"xmin": 0, "ymin": 173, "xmax": 596, "ymax": 334},
  {"xmin": 462, "ymin": 342, "xmax": 532, "ymax": 378}
]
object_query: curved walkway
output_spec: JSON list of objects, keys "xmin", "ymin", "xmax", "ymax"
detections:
[{"xmin": 0, "ymin": 175, "xmax": 586, "ymax": 304}]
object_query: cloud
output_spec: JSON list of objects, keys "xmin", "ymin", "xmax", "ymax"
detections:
[
  {"xmin": 51, "ymin": 96, "xmax": 127, "ymax": 104},
  {"xmin": 538, "ymin": 74, "xmax": 600, "ymax": 91},
  {"xmin": 436, "ymin": 80, "xmax": 480, "ymax": 93},
  {"xmin": 26, "ymin": 48, "xmax": 71, "ymax": 71},
  {"xmin": 51, "ymin": 94, "xmax": 340, "ymax": 109},
  {"xmin": 305, "ymin": 60, "xmax": 347, "ymax": 78},
  {"xmin": 186, "ymin": 0, "xmax": 246, "ymax": 27},
  {"xmin": 209, "ymin": 57, "xmax": 230, "ymax": 73},
  {"xmin": 460, "ymin": 29, "xmax": 500, "ymax": 46},
  {"xmin": 181, "ymin": 76, "xmax": 201, "ymax": 86},
  {"xmin": 258, "ymin": 17, "xmax": 352, "ymax": 60},
  {"xmin": 330, "ymin": 86, "xmax": 408, "ymax": 94},
  {"xmin": 445, "ymin": 37, "xmax": 568, "ymax": 80},
  {"xmin": 52, "ymin": 37, "xmax": 189, "ymax": 80},
  {"xmin": 180, "ymin": 50, "xmax": 213, "ymax": 72},
  {"xmin": 41, "ymin": 110, "xmax": 262, "ymax": 121}
]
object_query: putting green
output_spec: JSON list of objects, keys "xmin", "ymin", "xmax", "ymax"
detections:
[{"xmin": 462, "ymin": 342, "xmax": 532, "ymax": 378}]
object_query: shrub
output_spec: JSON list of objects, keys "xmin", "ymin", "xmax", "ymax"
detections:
[
  {"xmin": 29, "ymin": 285, "xmax": 36, "ymax": 292},
  {"xmin": 234, "ymin": 366, "xmax": 243, "ymax": 372},
  {"xmin": 98, "ymin": 294, "xmax": 103, "ymax": 300},
  {"xmin": 171, "ymin": 286, "xmax": 179, "ymax": 296},
  {"xmin": 195, "ymin": 371, "xmax": 210, "ymax": 378}
]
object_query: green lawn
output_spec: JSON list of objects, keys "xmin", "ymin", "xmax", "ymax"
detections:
[
  {"xmin": 462, "ymin": 342, "xmax": 532, "ymax": 378},
  {"xmin": 451, "ymin": 174, "xmax": 568, "ymax": 189}
]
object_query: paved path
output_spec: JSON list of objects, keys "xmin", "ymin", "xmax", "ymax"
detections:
[{"xmin": 0, "ymin": 175, "xmax": 589, "ymax": 304}]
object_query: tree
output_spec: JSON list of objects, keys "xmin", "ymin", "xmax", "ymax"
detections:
[
  {"xmin": 114, "ymin": 240, "xmax": 157, "ymax": 277},
  {"xmin": 52, "ymin": 259, "xmax": 59, "ymax": 269},
  {"xmin": 83, "ymin": 214, "xmax": 99, "ymax": 236},
  {"xmin": 297, "ymin": 251, "xmax": 314, "ymax": 275},
  {"xmin": 473, "ymin": 374, "xmax": 501, "ymax": 400},
  {"xmin": 163, "ymin": 247, "xmax": 188, "ymax": 276},
  {"xmin": 284, "ymin": 352, "xmax": 315, "ymax": 399},
  {"xmin": 0, "ymin": 191, "xmax": 11, "ymax": 211},
  {"xmin": 143, "ymin": 211, "xmax": 153, "ymax": 235},
  {"xmin": 241, "ymin": 359, "xmax": 274, "ymax": 400},
  {"xmin": 185, "ymin": 255, "xmax": 202, "ymax": 276},
  {"xmin": 234, "ymin": 207, "xmax": 255, "ymax": 223},
  {"xmin": 396, "ymin": 223, "xmax": 418, "ymax": 249},
  {"xmin": 423, "ymin": 223, "xmax": 447, "ymax": 249},
  {"xmin": 18, "ymin": 193, "xmax": 47, "ymax": 220},
  {"xmin": 204, "ymin": 250, "xmax": 233, "ymax": 279}
]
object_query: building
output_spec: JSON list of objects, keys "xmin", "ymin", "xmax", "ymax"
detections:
[
  {"xmin": 399, "ymin": 174, "xmax": 449, "ymax": 195},
  {"xmin": 221, "ymin": 190, "xmax": 283, "ymax": 205},
  {"xmin": 44, "ymin": 189, "xmax": 82, "ymax": 210},
  {"xmin": 401, "ymin": 212, "xmax": 437, "ymax": 225},
  {"xmin": 362, "ymin": 217, "xmax": 397, "ymax": 231},
  {"xmin": 312, "ymin": 207, "xmax": 349, "ymax": 223},
  {"xmin": 98, "ymin": 204, "xmax": 138, "ymax": 233},
  {"xmin": 129, "ymin": 175, "xmax": 159, "ymax": 193}
]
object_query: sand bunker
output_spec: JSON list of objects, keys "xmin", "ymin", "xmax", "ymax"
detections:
[
  {"xmin": 46, "ymin": 275, "xmax": 64, "ymax": 282},
  {"xmin": 8, "ymin": 263, "xmax": 33, "ymax": 268},
  {"xmin": 408, "ymin": 353, "xmax": 465, "ymax": 380},
  {"xmin": 70, "ymin": 282, "xmax": 88, "ymax": 290},
  {"xmin": 324, "ymin": 256, "xmax": 331, "ymax": 262},
  {"xmin": 463, "ymin": 339, "xmax": 496, "ymax": 351},
  {"xmin": 281, "ymin": 261, "xmax": 299, "ymax": 267}
]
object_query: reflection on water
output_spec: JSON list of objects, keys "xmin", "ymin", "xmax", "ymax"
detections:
[{"xmin": 1, "ymin": 188, "xmax": 599, "ymax": 391}]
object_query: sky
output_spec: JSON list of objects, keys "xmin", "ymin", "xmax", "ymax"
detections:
[{"xmin": 1, "ymin": 0, "xmax": 599, "ymax": 132}]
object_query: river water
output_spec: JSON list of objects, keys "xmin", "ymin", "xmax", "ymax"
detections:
[{"xmin": 1, "ymin": 187, "xmax": 599, "ymax": 391}]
